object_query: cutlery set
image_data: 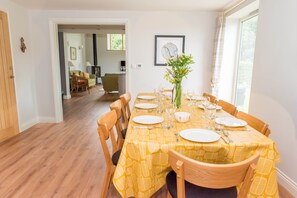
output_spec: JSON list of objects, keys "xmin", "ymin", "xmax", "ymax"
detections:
[{"xmin": 216, "ymin": 130, "xmax": 233, "ymax": 144}]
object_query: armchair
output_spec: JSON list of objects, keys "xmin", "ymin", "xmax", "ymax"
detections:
[{"xmin": 70, "ymin": 70, "xmax": 96, "ymax": 93}]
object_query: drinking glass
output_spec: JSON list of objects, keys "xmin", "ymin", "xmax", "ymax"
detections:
[
  {"xmin": 156, "ymin": 98, "xmax": 164, "ymax": 114},
  {"xmin": 205, "ymin": 105, "xmax": 216, "ymax": 130},
  {"xmin": 187, "ymin": 89, "xmax": 194, "ymax": 106},
  {"xmin": 165, "ymin": 105, "xmax": 176, "ymax": 128},
  {"xmin": 202, "ymin": 96, "xmax": 210, "ymax": 108}
]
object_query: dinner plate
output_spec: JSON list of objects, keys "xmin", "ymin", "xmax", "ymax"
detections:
[
  {"xmin": 179, "ymin": 129, "xmax": 220, "ymax": 143},
  {"xmin": 133, "ymin": 115, "xmax": 164, "ymax": 125},
  {"xmin": 198, "ymin": 104, "xmax": 222, "ymax": 110},
  {"xmin": 215, "ymin": 117, "xmax": 247, "ymax": 127},
  {"xmin": 137, "ymin": 95, "xmax": 156, "ymax": 100},
  {"xmin": 135, "ymin": 103, "xmax": 158, "ymax": 109}
]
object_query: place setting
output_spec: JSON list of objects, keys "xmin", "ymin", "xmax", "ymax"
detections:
[{"xmin": 134, "ymin": 102, "xmax": 158, "ymax": 112}]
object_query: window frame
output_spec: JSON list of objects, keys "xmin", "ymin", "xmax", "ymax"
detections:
[
  {"xmin": 232, "ymin": 11, "xmax": 259, "ymax": 111},
  {"xmin": 107, "ymin": 33, "xmax": 125, "ymax": 51}
]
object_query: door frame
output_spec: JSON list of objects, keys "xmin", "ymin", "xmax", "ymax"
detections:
[{"xmin": 49, "ymin": 18, "xmax": 130, "ymax": 122}]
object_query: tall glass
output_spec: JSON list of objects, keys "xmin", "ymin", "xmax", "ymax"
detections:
[{"xmin": 205, "ymin": 105, "xmax": 216, "ymax": 130}]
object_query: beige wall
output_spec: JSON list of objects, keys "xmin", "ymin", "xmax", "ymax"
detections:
[
  {"xmin": 250, "ymin": 0, "xmax": 297, "ymax": 195},
  {"xmin": 0, "ymin": 0, "xmax": 38, "ymax": 131}
]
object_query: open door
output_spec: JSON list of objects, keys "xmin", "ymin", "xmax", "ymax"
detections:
[{"xmin": 0, "ymin": 11, "xmax": 19, "ymax": 142}]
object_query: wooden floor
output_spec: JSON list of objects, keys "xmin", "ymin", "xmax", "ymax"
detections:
[{"xmin": 0, "ymin": 86, "xmax": 127, "ymax": 197}]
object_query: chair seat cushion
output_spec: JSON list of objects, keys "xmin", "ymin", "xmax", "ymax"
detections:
[
  {"xmin": 121, "ymin": 128, "xmax": 127, "ymax": 139},
  {"xmin": 112, "ymin": 150, "xmax": 121, "ymax": 166},
  {"xmin": 166, "ymin": 171, "xmax": 237, "ymax": 198}
]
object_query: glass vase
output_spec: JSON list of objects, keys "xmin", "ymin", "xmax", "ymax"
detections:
[{"xmin": 174, "ymin": 82, "xmax": 182, "ymax": 108}]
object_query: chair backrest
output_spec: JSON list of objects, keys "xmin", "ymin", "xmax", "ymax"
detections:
[
  {"xmin": 264, "ymin": 128, "xmax": 271, "ymax": 137},
  {"xmin": 110, "ymin": 99, "xmax": 124, "ymax": 148},
  {"xmin": 97, "ymin": 110, "xmax": 118, "ymax": 166},
  {"xmin": 120, "ymin": 92, "xmax": 131, "ymax": 129},
  {"xmin": 169, "ymin": 149, "xmax": 260, "ymax": 198},
  {"xmin": 217, "ymin": 100, "xmax": 237, "ymax": 116},
  {"xmin": 203, "ymin": 92, "xmax": 216, "ymax": 103},
  {"xmin": 236, "ymin": 111, "xmax": 269, "ymax": 136}
]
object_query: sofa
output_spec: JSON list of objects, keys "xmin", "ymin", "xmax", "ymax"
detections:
[
  {"xmin": 69, "ymin": 70, "xmax": 96, "ymax": 92},
  {"xmin": 101, "ymin": 73, "xmax": 119, "ymax": 93}
]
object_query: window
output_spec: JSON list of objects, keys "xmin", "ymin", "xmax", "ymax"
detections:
[
  {"xmin": 107, "ymin": 34, "xmax": 125, "ymax": 50},
  {"xmin": 234, "ymin": 14, "xmax": 258, "ymax": 112}
]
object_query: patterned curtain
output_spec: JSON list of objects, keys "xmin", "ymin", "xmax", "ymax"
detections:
[{"xmin": 211, "ymin": 13, "xmax": 226, "ymax": 97}]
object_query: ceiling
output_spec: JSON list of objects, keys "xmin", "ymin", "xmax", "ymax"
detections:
[{"xmin": 10, "ymin": 0, "xmax": 238, "ymax": 11}]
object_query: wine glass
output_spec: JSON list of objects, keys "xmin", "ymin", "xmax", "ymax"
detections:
[
  {"xmin": 187, "ymin": 89, "xmax": 194, "ymax": 106},
  {"xmin": 202, "ymin": 96, "xmax": 210, "ymax": 108}
]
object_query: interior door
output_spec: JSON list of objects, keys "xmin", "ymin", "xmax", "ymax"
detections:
[{"xmin": 0, "ymin": 11, "xmax": 19, "ymax": 142}]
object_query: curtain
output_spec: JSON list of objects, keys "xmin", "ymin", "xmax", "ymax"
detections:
[{"xmin": 211, "ymin": 13, "xmax": 226, "ymax": 97}]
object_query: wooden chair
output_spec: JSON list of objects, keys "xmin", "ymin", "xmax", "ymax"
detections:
[
  {"xmin": 203, "ymin": 92, "xmax": 216, "ymax": 103},
  {"xmin": 97, "ymin": 110, "xmax": 121, "ymax": 198},
  {"xmin": 70, "ymin": 75, "xmax": 89, "ymax": 93},
  {"xmin": 236, "ymin": 111, "xmax": 269, "ymax": 136},
  {"xmin": 120, "ymin": 92, "xmax": 131, "ymax": 129},
  {"xmin": 264, "ymin": 128, "xmax": 271, "ymax": 137},
  {"xmin": 217, "ymin": 100, "xmax": 237, "ymax": 116},
  {"xmin": 166, "ymin": 149, "xmax": 260, "ymax": 198},
  {"xmin": 110, "ymin": 99, "xmax": 126, "ymax": 148}
]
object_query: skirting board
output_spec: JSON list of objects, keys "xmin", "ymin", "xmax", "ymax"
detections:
[
  {"xmin": 19, "ymin": 117, "xmax": 59, "ymax": 132},
  {"xmin": 38, "ymin": 117, "xmax": 57, "ymax": 123},
  {"xmin": 63, "ymin": 94, "xmax": 71, "ymax": 99},
  {"xmin": 277, "ymin": 168, "xmax": 297, "ymax": 196},
  {"xmin": 19, "ymin": 118, "xmax": 39, "ymax": 132}
]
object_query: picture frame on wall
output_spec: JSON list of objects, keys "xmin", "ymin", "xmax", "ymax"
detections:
[
  {"xmin": 154, "ymin": 35, "xmax": 185, "ymax": 66},
  {"xmin": 70, "ymin": 47, "xmax": 77, "ymax": 60}
]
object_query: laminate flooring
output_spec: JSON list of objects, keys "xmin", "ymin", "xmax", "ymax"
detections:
[{"xmin": 0, "ymin": 87, "xmax": 126, "ymax": 198}]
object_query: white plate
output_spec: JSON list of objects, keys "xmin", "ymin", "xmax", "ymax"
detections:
[
  {"xmin": 135, "ymin": 103, "xmax": 158, "ymax": 109},
  {"xmin": 133, "ymin": 115, "xmax": 164, "ymax": 125},
  {"xmin": 198, "ymin": 104, "xmax": 222, "ymax": 110},
  {"xmin": 187, "ymin": 96, "xmax": 204, "ymax": 101},
  {"xmin": 215, "ymin": 117, "xmax": 247, "ymax": 127},
  {"xmin": 179, "ymin": 129, "xmax": 220, "ymax": 143},
  {"xmin": 137, "ymin": 95, "xmax": 156, "ymax": 100}
]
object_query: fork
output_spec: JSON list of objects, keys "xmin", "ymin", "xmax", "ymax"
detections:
[
  {"xmin": 215, "ymin": 131, "xmax": 229, "ymax": 144},
  {"xmin": 223, "ymin": 130, "xmax": 233, "ymax": 143},
  {"xmin": 174, "ymin": 132, "xmax": 179, "ymax": 142},
  {"xmin": 132, "ymin": 125, "xmax": 159, "ymax": 130},
  {"xmin": 136, "ymin": 109, "xmax": 153, "ymax": 112}
]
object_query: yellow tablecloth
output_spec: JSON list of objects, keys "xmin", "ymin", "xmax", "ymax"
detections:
[{"xmin": 113, "ymin": 94, "xmax": 280, "ymax": 198}]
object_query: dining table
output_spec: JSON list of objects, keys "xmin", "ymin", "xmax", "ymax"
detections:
[{"xmin": 113, "ymin": 93, "xmax": 280, "ymax": 198}]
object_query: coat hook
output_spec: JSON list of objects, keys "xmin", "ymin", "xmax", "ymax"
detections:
[{"xmin": 20, "ymin": 37, "xmax": 27, "ymax": 53}]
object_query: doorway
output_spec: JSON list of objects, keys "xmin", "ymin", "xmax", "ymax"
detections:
[{"xmin": 49, "ymin": 18, "xmax": 129, "ymax": 122}]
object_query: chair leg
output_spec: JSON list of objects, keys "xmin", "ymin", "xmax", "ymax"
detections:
[
  {"xmin": 100, "ymin": 166, "xmax": 113, "ymax": 198},
  {"xmin": 167, "ymin": 191, "xmax": 172, "ymax": 198}
]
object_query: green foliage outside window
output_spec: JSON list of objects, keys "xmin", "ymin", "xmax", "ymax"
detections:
[{"xmin": 108, "ymin": 34, "xmax": 125, "ymax": 50}]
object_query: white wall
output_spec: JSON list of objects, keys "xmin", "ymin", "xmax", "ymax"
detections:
[
  {"xmin": 85, "ymin": 33, "xmax": 126, "ymax": 76},
  {"xmin": 85, "ymin": 34, "xmax": 93, "ymax": 67},
  {"xmin": 65, "ymin": 33, "xmax": 85, "ymax": 71},
  {"xmin": 0, "ymin": 0, "xmax": 38, "ymax": 131},
  {"xmin": 97, "ymin": 34, "xmax": 125, "ymax": 75},
  {"xmin": 250, "ymin": 0, "xmax": 297, "ymax": 194},
  {"xmin": 29, "ymin": 10, "xmax": 217, "ymax": 119}
]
